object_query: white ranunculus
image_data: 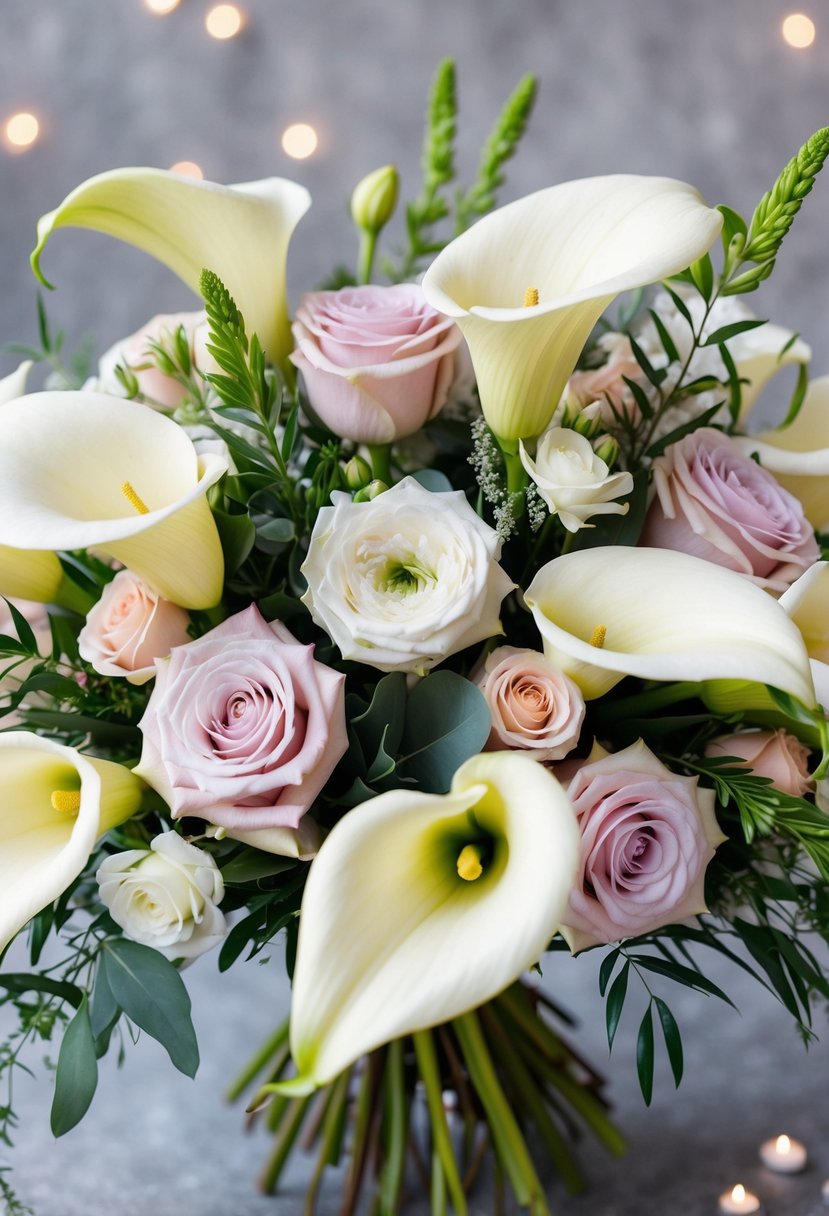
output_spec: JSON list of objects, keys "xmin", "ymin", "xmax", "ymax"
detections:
[
  {"xmin": 97, "ymin": 831, "xmax": 226, "ymax": 961},
  {"xmin": 300, "ymin": 477, "xmax": 514, "ymax": 674},
  {"xmin": 519, "ymin": 427, "xmax": 633, "ymax": 532}
]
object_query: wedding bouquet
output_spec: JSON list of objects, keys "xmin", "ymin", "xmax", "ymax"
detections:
[{"xmin": 2, "ymin": 61, "xmax": 829, "ymax": 1216}]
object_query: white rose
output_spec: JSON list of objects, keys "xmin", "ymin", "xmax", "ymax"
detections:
[
  {"xmin": 301, "ymin": 476, "xmax": 514, "ymax": 674},
  {"xmin": 518, "ymin": 427, "xmax": 633, "ymax": 532},
  {"xmin": 97, "ymin": 831, "xmax": 226, "ymax": 961}
]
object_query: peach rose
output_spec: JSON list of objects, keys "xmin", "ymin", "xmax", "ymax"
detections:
[
  {"xmin": 290, "ymin": 284, "xmax": 463, "ymax": 444},
  {"xmin": 97, "ymin": 311, "xmax": 208, "ymax": 409},
  {"xmin": 475, "ymin": 645, "xmax": 585, "ymax": 762},
  {"xmin": 566, "ymin": 333, "xmax": 642, "ymax": 424},
  {"xmin": 705, "ymin": 729, "xmax": 813, "ymax": 797},
  {"xmin": 78, "ymin": 570, "xmax": 191, "ymax": 685},
  {"xmin": 641, "ymin": 428, "xmax": 819, "ymax": 593}
]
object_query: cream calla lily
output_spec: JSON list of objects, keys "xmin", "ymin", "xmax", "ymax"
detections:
[
  {"xmin": 287, "ymin": 751, "xmax": 579, "ymax": 1090},
  {"xmin": 421, "ymin": 175, "xmax": 722, "ymax": 442},
  {"xmin": 0, "ymin": 391, "xmax": 228, "ymax": 609},
  {"xmin": 0, "ymin": 732, "xmax": 143, "ymax": 955},
  {"xmin": 31, "ymin": 168, "xmax": 310, "ymax": 365},
  {"xmin": 736, "ymin": 375, "xmax": 829, "ymax": 529},
  {"xmin": 729, "ymin": 322, "xmax": 811, "ymax": 420},
  {"xmin": 524, "ymin": 546, "xmax": 815, "ymax": 704},
  {"xmin": 780, "ymin": 561, "xmax": 829, "ymax": 664},
  {"xmin": 0, "ymin": 361, "xmax": 31, "ymax": 405}
]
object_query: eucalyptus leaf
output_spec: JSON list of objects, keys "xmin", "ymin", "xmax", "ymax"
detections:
[
  {"xmin": 51, "ymin": 996, "xmax": 98, "ymax": 1137},
  {"xmin": 101, "ymin": 940, "xmax": 199, "ymax": 1078},
  {"xmin": 397, "ymin": 671, "xmax": 491, "ymax": 792}
]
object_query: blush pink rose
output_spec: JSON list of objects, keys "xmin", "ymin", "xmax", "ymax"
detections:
[
  {"xmin": 97, "ymin": 311, "xmax": 208, "ymax": 409},
  {"xmin": 474, "ymin": 645, "xmax": 585, "ymax": 762},
  {"xmin": 290, "ymin": 284, "xmax": 463, "ymax": 444},
  {"xmin": 559, "ymin": 740, "xmax": 726, "ymax": 952},
  {"xmin": 566, "ymin": 333, "xmax": 643, "ymax": 425},
  {"xmin": 78, "ymin": 570, "xmax": 191, "ymax": 685},
  {"xmin": 641, "ymin": 428, "xmax": 819, "ymax": 592},
  {"xmin": 136, "ymin": 605, "xmax": 347, "ymax": 831},
  {"xmin": 705, "ymin": 729, "xmax": 813, "ymax": 797}
]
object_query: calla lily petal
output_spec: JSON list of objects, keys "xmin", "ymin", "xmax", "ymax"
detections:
[
  {"xmin": 737, "ymin": 375, "xmax": 829, "ymax": 529},
  {"xmin": 288, "ymin": 751, "xmax": 579, "ymax": 1089},
  {"xmin": 31, "ymin": 169, "xmax": 311, "ymax": 364},
  {"xmin": 780, "ymin": 561, "xmax": 829, "ymax": 663},
  {"xmin": 0, "ymin": 391, "xmax": 227, "ymax": 609},
  {"xmin": 422, "ymin": 176, "xmax": 722, "ymax": 442},
  {"xmin": 732, "ymin": 323, "xmax": 810, "ymax": 420},
  {"xmin": 0, "ymin": 361, "xmax": 31, "ymax": 405},
  {"xmin": 524, "ymin": 546, "xmax": 815, "ymax": 705},
  {"xmin": 0, "ymin": 733, "xmax": 143, "ymax": 955}
]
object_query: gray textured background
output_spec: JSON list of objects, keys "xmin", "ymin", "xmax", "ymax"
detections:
[{"xmin": 1, "ymin": 2, "xmax": 829, "ymax": 1213}]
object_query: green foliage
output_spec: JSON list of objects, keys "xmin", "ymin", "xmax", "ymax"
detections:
[
  {"xmin": 50, "ymin": 997, "xmax": 97, "ymax": 1137},
  {"xmin": 2, "ymin": 293, "xmax": 91, "ymax": 389},
  {"xmin": 454, "ymin": 73, "xmax": 538, "ymax": 233},
  {"xmin": 100, "ymin": 940, "xmax": 199, "ymax": 1077}
]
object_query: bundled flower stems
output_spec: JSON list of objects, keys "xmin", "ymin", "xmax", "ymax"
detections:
[{"xmin": 1, "ymin": 61, "xmax": 829, "ymax": 1216}]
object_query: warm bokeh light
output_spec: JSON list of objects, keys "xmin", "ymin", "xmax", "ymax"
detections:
[
  {"xmin": 731, "ymin": 1185, "xmax": 746, "ymax": 1203},
  {"xmin": 205, "ymin": 4, "xmax": 244, "ymax": 38},
  {"xmin": 776, "ymin": 1134, "xmax": 791, "ymax": 1154},
  {"xmin": 4, "ymin": 112, "xmax": 40, "ymax": 151},
  {"xmin": 169, "ymin": 160, "xmax": 204, "ymax": 179},
  {"xmin": 782, "ymin": 13, "xmax": 816, "ymax": 47},
  {"xmin": 281, "ymin": 123, "xmax": 318, "ymax": 160},
  {"xmin": 144, "ymin": 0, "xmax": 181, "ymax": 13}
]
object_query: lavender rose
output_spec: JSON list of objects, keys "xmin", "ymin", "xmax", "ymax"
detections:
[
  {"xmin": 474, "ymin": 645, "xmax": 585, "ymax": 761},
  {"xmin": 79, "ymin": 570, "xmax": 191, "ymax": 685},
  {"xmin": 290, "ymin": 284, "xmax": 463, "ymax": 444},
  {"xmin": 641, "ymin": 428, "xmax": 819, "ymax": 592},
  {"xmin": 559, "ymin": 740, "xmax": 726, "ymax": 952},
  {"xmin": 136, "ymin": 605, "xmax": 347, "ymax": 831}
]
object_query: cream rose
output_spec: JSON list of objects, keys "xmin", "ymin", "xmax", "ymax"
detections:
[
  {"xmin": 78, "ymin": 570, "xmax": 191, "ymax": 685},
  {"xmin": 97, "ymin": 831, "xmax": 226, "ymax": 961},
  {"xmin": 301, "ymin": 477, "xmax": 514, "ymax": 674},
  {"xmin": 519, "ymin": 427, "xmax": 633, "ymax": 532},
  {"xmin": 475, "ymin": 646, "xmax": 585, "ymax": 761}
]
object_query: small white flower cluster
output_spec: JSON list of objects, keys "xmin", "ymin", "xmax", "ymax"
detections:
[{"xmin": 468, "ymin": 416, "xmax": 520, "ymax": 540}]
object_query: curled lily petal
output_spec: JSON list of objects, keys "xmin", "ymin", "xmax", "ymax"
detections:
[
  {"xmin": 737, "ymin": 376, "xmax": 829, "ymax": 529},
  {"xmin": 0, "ymin": 361, "xmax": 31, "ymax": 405},
  {"xmin": 31, "ymin": 169, "xmax": 310, "ymax": 365},
  {"xmin": 287, "ymin": 751, "xmax": 579, "ymax": 1089},
  {"xmin": 731, "ymin": 323, "xmax": 810, "ymax": 420},
  {"xmin": 524, "ymin": 546, "xmax": 815, "ymax": 705},
  {"xmin": 0, "ymin": 392, "xmax": 227, "ymax": 609},
  {"xmin": 0, "ymin": 733, "xmax": 143, "ymax": 955},
  {"xmin": 780, "ymin": 561, "xmax": 829, "ymax": 663},
  {"xmin": 422, "ymin": 176, "xmax": 721, "ymax": 442}
]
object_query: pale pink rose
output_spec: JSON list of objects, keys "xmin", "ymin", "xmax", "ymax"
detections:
[
  {"xmin": 78, "ymin": 570, "xmax": 191, "ymax": 685},
  {"xmin": 559, "ymin": 740, "xmax": 726, "ymax": 952},
  {"xmin": 566, "ymin": 333, "xmax": 643, "ymax": 425},
  {"xmin": 97, "ymin": 311, "xmax": 207, "ymax": 408},
  {"xmin": 290, "ymin": 284, "xmax": 463, "ymax": 444},
  {"xmin": 475, "ymin": 645, "xmax": 585, "ymax": 762},
  {"xmin": 641, "ymin": 428, "xmax": 819, "ymax": 593},
  {"xmin": 136, "ymin": 605, "xmax": 347, "ymax": 831},
  {"xmin": 705, "ymin": 729, "xmax": 813, "ymax": 797}
]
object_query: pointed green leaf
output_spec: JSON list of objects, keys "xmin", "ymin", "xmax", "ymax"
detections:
[
  {"xmin": 636, "ymin": 1004, "xmax": 655, "ymax": 1106},
  {"xmin": 101, "ymin": 939, "xmax": 199, "ymax": 1077},
  {"xmin": 51, "ymin": 996, "xmax": 98, "ymax": 1136}
]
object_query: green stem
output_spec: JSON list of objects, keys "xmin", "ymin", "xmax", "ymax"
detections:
[
  {"xmin": 226, "ymin": 1020, "xmax": 289, "ymax": 1102},
  {"xmin": 358, "ymin": 230, "xmax": 379, "ymax": 286},
  {"xmin": 368, "ymin": 443, "xmax": 393, "ymax": 485},
  {"xmin": 378, "ymin": 1040, "xmax": 408, "ymax": 1216},
  {"xmin": 258, "ymin": 1094, "xmax": 312, "ymax": 1193},
  {"xmin": 413, "ymin": 1030, "xmax": 467, "ymax": 1216},
  {"xmin": 54, "ymin": 575, "xmax": 95, "ymax": 616},
  {"xmin": 453, "ymin": 1011, "xmax": 550, "ymax": 1215},
  {"xmin": 303, "ymin": 1076, "xmax": 350, "ymax": 1216},
  {"xmin": 431, "ymin": 1150, "xmax": 449, "ymax": 1216}
]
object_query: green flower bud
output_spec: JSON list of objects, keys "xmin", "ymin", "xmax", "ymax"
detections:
[
  {"xmin": 594, "ymin": 436, "xmax": 620, "ymax": 467},
  {"xmin": 344, "ymin": 455, "xmax": 372, "ymax": 490},
  {"xmin": 350, "ymin": 165, "xmax": 399, "ymax": 236},
  {"xmin": 353, "ymin": 479, "xmax": 389, "ymax": 503}
]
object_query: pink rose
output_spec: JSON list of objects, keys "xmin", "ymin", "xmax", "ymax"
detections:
[
  {"xmin": 97, "ymin": 311, "xmax": 207, "ymax": 409},
  {"xmin": 474, "ymin": 645, "xmax": 585, "ymax": 762},
  {"xmin": 559, "ymin": 740, "xmax": 726, "ymax": 952},
  {"xmin": 78, "ymin": 570, "xmax": 191, "ymax": 686},
  {"xmin": 705, "ymin": 729, "xmax": 813, "ymax": 797},
  {"xmin": 566, "ymin": 333, "xmax": 643, "ymax": 424},
  {"xmin": 136, "ymin": 605, "xmax": 347, "ymax": 831},
  {"xmin": 641, "ymin": 428, "xmax": 819, "ymax": 592},
  {"xmin": 290, "ymin": 284, "xmax": 463, "ymax": 443}
]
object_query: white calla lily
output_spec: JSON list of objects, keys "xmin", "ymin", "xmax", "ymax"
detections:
[
  {"xmin": 287, "ymin": 751, "xmax": 579, "ymax": 1090},
  {"xmin": 524, "ymin": 546, "xmax": 815, "ymax": 704},
  {"xmin": 780, "ymin": 561, "xmax": 829, "ymax": 663},
  {"xmin": 0, "ymin": 733, "xmax": 143, "ymax": 955},
  {"xmin": 421, "ymin": 176, "xmax": 721, "ymax": 442},
  {"xmin": 729, "ymin": 322, "xmax": 811, "ymax": 420},
  {"xmin": 0, "ymin": 391, "xmax": 227, "ymax": 609},
  {"xmin": 31, "ymin": 168, "xmax": 310, "ymax": 365},
  {"xmin": 736, "ymin": 375, "xmax": 829, "ymax": 529},
  {"xmin": 0, "ymin": 361, "xmax": 31, "ymax": 405}
]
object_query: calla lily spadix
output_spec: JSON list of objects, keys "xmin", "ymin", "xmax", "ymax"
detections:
[
  {"xmin": 0, "ymin": 733, "xmax": 143, "ymax": 956},
  {"xmin": 285, "ymin": 751, "xmax": 579, "ymax": 1091},
  {"xmin": 0, "ymin": 391, "xmax": 228, "ymax": 609},
  {"xmin": 736, "ymin": 376, "xmax": 829, "ymax": 530},
  {"xmin": 524, "ymin": 546, "xmax": 816, "ymax": 705},
  {"xmin": 31, "ymin": 168, "xmax": 311, "ymax": 365},
  {"xmin": 421, "ymin": 175, "xmax": 722, "ymax": 443}
]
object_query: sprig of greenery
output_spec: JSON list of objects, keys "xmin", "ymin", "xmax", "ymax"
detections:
[
  {"xmin": 721, "ymin": 126, "xmax": 829, "ymax": 294},
  {"xmin": 454, "ymin": 73, "xmax": 537, "ymax": 233},
  {"xmin": 3, "ymin": 294, "xmax": 91, "ymax": 389}
]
